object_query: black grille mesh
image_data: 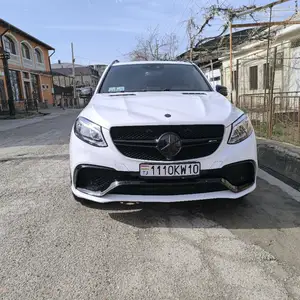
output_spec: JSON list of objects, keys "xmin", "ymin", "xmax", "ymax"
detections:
[
  {"xmin": 111, "ymin": 125, "xmax": 224, "ymax": 140},
  {"xmin": 110, "ymin": 125, "xmax": 224, "ymax": 161},
  {"xmin": 112, "ymin": 182, "xmax": 227, "ymax": 195}
]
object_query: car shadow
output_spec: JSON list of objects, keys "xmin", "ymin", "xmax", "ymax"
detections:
[{"xmin": 79, "ymin": 178, "xmax": 300, "ymax": 230}]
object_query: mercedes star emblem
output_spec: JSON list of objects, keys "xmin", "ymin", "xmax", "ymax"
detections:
[{"xmin": 157, "ymin": 132, "xmax": 182, "ymax": 160}]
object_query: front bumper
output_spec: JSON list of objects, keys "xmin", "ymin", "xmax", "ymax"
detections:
[{"xmin": 70, "ymin": 128, "xmax": 257, "ymax": 203}]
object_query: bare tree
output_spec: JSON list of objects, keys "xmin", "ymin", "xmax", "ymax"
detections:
[
  {"xmin": 129, "ymin": 27, "xmax": 179, "ymax": 61},
  {"xmin": 186, "ymin": 2, "xmax": 258, "ymax": 60}
]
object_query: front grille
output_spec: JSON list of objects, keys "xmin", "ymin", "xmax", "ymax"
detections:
[
  {"xmin": 74, "ymin": 161, "xmax": 255, "ymax": 196},
  {"xmin": 110, "ymin": 125, "xmax": 224, "ymax": 161},
  {"xmin": 112, "ymin": 182, "xmax": 227, "ymax": 195}
]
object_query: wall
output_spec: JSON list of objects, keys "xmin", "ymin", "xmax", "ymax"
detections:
[
  {"xmin": 203, "ymin": 68, "xmax": 221, "ymax": 88},
  {"xmin": 75, "ymin": 75, "xmax": 98, "ymax": 88},
  {"xmin": 285, "ymin": 41, "xmax": 300, "ymax": 92},
  {"xmin": 53, "ymin": 75, "xmax": 73, "ymax": 88},
  {"xmin": 40, "ymin": 75, "xmax": 53, "ymax": 104}
]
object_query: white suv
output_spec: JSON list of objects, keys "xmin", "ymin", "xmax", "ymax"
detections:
[{"xmin": 69, "ymin": 60, "xmax": 257, "ymax": 203}]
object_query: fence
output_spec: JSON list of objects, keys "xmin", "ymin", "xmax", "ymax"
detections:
[
  {"xmin": 0, "ymin": 98, "xmax": 43, "ymax": 114},
  {"xmin": 53, "ymin": 94, "xmax": 90, "ymax": 109},
  {"xmin": 238, "ymin": 92, "xmax": 300, "ymax": 145}
]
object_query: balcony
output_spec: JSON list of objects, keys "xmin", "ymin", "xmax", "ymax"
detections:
[
  {"xmin": 35, "ymin": 61, "xmax": 46, "ymax": 71},
  {"xmin": 8, "ymin": 53, "xmax": 21, "ymax": 66},
  {"xmin": 22, "ymin": 57, "xmax": 34, "ymax": 69}
]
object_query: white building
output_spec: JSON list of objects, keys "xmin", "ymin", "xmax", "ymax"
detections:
[{"xmin": 221, "ymin": 16, "xmax": 300, "ymax": 107}]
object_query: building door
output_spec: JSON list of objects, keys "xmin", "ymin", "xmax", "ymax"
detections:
[
  {"xmin": 31, "ymin": 74, "xmax": 41, "ymax": 102},
  {"xmin": 0, "ymin": 79, "xmax": 6, "ymax": 109},
  {"xmin": 9, "ymin": 70, "xmax": 21, "ymax": 100},
  {"xmin": 24, "ymin": 81, "xmax": 31, "ymax": 100}
]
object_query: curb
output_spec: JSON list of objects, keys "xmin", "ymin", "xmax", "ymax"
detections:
[{"xmin": 257, "ymin": 138, "xmax": 300, "ymax": 191}]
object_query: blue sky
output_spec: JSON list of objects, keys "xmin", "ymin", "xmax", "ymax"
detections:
[{"xmin": 1, "ymin": 0, "xmax": 296, "ymax": 65}]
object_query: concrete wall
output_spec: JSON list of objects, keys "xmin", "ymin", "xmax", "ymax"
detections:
[{"xmin": 258, "ymin": 138, "xmax": 300, "ymax": 190}]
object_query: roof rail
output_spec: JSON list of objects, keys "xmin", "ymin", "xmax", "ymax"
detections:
[{"xmin": 111, "ymin": 59, "xmax": 119, "ymax": 65}]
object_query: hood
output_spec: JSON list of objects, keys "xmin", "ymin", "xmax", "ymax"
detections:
[{"xmin": 81, "ymin": 92, "xmax": 243, "ymax": 129}]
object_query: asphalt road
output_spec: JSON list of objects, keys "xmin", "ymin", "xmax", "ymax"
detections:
[{"xmin": 1, "ymin": 110, "xmax": 300, "ymax": 300}]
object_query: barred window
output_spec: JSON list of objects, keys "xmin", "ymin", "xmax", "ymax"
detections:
[{"xmin": 249, "ymin": 66, "xmax": 258, "ymax": 90}]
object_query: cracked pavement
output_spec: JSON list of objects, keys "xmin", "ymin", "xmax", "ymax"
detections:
[{"xmin": 0, "ymin": 110, "xmax": 300, "ymax": 299}]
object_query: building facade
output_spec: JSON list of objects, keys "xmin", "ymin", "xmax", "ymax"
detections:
[
  {"xmin": 90, "ymin": 64, "xmax": 107, "ymax": 79},
  {"xmin": 0, "ymin": 18, "xmax": 54, "ymax": 111},
  {"xmin": 52, "ymin": 62, "xmax": 100, "ymax": 90},
  {"xmin": 220, "ymin": 16, "xmax": 300, "ymax": 106}
]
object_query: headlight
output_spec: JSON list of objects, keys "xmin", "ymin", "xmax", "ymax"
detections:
[
  {"xmin": 228, "ymin": 114, "xmax": 253, "ymax": 144},
  {"xmin": 74, "ymin": 117, "xmax": 107, "ymax": 147}
]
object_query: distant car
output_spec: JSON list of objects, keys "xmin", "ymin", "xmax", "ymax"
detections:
[{"xmin": 69, "ymin": 60, "xmax": 257, "ymax": 204}]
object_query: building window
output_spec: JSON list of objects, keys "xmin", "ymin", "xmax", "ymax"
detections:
[
  {"xmin": 232, "ymin": 71, "xmax": 237, "ymax": 90},
  {"xmin": 263, "ymin": 63, "xmax": 273, "ymax": 89},
  {"xmin": 31, "ymin": 74, "xmax": 41, "ymax": 101},
  {"xmin": 249, "ymin": 66, "xmax": 258, "ymax": 90},
  {"xmin": 35, "ymin": 48, "xmax": 43, "ymax": 63},
  {"xmin": 21, "ymin": 43, "xmax": 31, "ymax": 60},
  {"xmin": 209, "ymin": 76, "xmax": 220, "ymax": 82},
  {"xmin": 3, "ymin": 36, "xmax": 16, "ymax": 55},
  {"xmin": 276, "ymin": 52, "xmax": 283, "ymax": 69},
  {"xmin": 9, "ymin": 70, "xmax": 22, "ymax": 100},
  {"xmin": 23, "ymin": 72, "xmax": 29, "ymax": 79}
]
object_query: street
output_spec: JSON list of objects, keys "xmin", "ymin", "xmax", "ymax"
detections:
[{"xmin": 1, "ymin": 110, "xmax": 300, "ymax": 300}]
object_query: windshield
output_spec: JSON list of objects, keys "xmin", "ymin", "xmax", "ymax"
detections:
[{"xmin": 99, "ymin": 63, "xmax": 212, "ymax": 93}]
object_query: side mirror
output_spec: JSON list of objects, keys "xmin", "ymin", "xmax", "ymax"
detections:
[{"xmin": 216, "ymin": 85, "xmax": 228, "ymax": 97}]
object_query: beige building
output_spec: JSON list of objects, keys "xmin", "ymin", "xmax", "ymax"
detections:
[
  {"xmin": 0, "ymin": 18, "xmax": 54, "ymax": 110},
  {"xmin": 221, "ymin": 18, "xmax": 300, "ymax": 107},
  {"xmin": 52, "ymin": 63, "xmax": 100, "ymax": 90}
]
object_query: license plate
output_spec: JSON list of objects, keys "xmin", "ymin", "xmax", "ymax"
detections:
[{"xmin": 139, "ymin": 162, "xmax": 200, "ymax": 177}]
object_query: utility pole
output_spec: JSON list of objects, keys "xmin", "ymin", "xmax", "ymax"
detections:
[
  {"xmin": 71, "ymin": 42, "xmax": 76, "ymax": 108},
  {"xmin": 269, "ymin": 46, "xmax": 277, "ymax": 138},
  {"xmin": 0, "ymin": 29, "xmax": 15, "ymax": 116},
  {"xmin": 229, "ymin": 21, "xmax": 233, "ymax": 103},
  {"xmin": 263, "ymin": 7, "xmax": 273, "ymax": 110},
  {"xmin": 236, "ymin": 59, "xmax": 239, "ymax": 106}
]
